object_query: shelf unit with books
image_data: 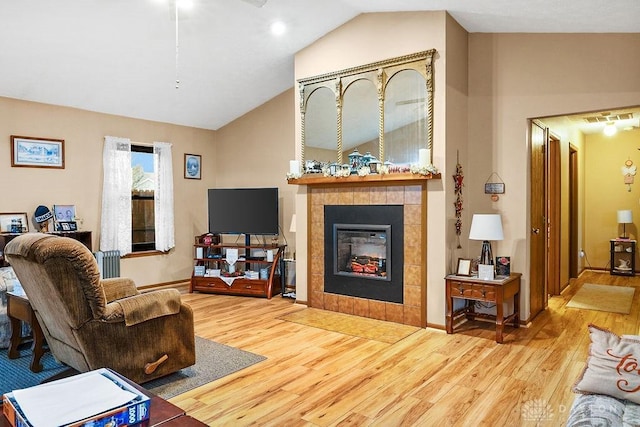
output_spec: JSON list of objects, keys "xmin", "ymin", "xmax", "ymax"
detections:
[{"xmin": 190, "ymin": 234, "xmax": 284, "ymax": 299}]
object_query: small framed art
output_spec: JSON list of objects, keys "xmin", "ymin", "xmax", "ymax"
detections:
[
  {"xmin": 0, "ymin": 212, "xmax": 29, "ymax": 233},
  {"xmin": 11, "ymin": 135, "xmax": 65, "ymax": 169},
  {"xmin": 456, "ymin": 258, "xmax": 472, "ymax": 276},
  {"xmin": 478, "ymin": 264, "xmax": 495, "ymax": 281},
  {"xmin": 184, "ymin": 153, "xmax": 201, "ymax": 179},
  {"xmin": 495, "ymin": 256, "xmax": 511, "ymax": 277},
  {"xmin": 53, "ymin": 205, "xmax": 76, "ymax": 222}
]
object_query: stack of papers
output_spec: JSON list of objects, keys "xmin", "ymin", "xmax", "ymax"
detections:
[{"xmin": 3, "ymin": 368, "xmax": 150, "ymax": 427}]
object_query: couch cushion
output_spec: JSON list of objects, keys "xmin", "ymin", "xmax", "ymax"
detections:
[
  {"xmin": 567, "ymin": 394, "xmax": 640, "ymax": 427},
  {"xmin": 574, "ymin": 324, "xmax": 640, "ymax": 404}
]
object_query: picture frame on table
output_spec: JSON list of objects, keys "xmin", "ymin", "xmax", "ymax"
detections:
[
  {"xmin": 495, "ymin": 256, "xmax": 511, "ymax": 277},
  {"xmin": 11, "ymin": 135, "xmax": 65, "ymax": 169},
  {"xmin": 478, "ymin": 264, "xmax": 495, "ymax": 281},
  {"xmin": 53, "ymin": 205, "xmax": 76, "ymax": 223},
  {"xmin": 184, "ymin": 153, "xmax": 201, "ymax": 179},
  {"xmin": 0, "ymin": 212, "xmax": 29, "ymax": 233},
  {"xmin": 456, "ymin": 258, "xmax": 472, "ymax": 276}
]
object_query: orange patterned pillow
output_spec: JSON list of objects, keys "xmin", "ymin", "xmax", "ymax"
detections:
[{"xmin": 573, "ymin": 324, "xmax": 640, "ymax": 403}]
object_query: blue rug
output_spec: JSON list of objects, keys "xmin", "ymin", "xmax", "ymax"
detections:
[
  {"xmin": 0, "ymin": 337, "xmax": 265, "ymax": 399},
  {"xmin": 0, "ymin": 345, "xmax": 66, "ymax": 396}
]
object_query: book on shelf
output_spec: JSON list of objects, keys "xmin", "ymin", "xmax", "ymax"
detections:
[{"xmin": 2, "ymin": 368, "xmax": 150, "ymax": 427}]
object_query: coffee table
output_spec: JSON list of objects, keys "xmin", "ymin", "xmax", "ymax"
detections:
[{"xmin": 0, "ymin": 369, "xmax": 206, "ymax": 426}]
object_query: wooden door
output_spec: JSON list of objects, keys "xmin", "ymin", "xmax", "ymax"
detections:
[
  {"xmin": 530, "ymin": 121, "xmax": 548, "ymax": 318},
  {"xmin": 548, "ymin": 134, "xmax": 561, "ymax": 295},
  {"xmin": 569, "ymin": 145, "xmax": 579, "ymax": 278}
]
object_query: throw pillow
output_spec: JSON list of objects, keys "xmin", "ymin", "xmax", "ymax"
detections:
[{"xmin": 574, "ymin": 324, "xmax": 640, "ymax": 404}]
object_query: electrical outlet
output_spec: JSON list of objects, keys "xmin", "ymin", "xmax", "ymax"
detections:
[{"xmin": 579, "ymin": 249, "xmax": 585, "ymax": 258}]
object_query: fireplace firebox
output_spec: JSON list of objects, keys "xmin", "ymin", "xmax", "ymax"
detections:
[
  {"xmin": 334, "ymin": 224, "xmax": 391, "ymax": 281},
  {"xmin": 324, "ymin": 205, "xmax": 403, "ymax": 303}
]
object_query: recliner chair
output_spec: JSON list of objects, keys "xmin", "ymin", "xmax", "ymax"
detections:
[{"xmin": 5, "ymin": 233, "xmax": 195, "ymax": 384}]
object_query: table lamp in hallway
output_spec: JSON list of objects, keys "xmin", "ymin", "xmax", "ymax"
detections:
[{"xmin": 617, "ymin": 210, "xmax": 633, "ymax": 239}]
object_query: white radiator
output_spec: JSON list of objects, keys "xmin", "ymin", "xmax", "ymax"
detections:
[{"xmin": 94, "ymin": 250, "xmax": 121, "ymax": 279}]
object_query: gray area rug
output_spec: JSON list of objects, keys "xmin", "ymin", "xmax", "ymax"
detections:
[
  {"xmin": 144, "ymin": 336, "xmax": 266, "ymax": 399},
  {"xmin": 0, "ymin": 336, "xmax": 265, "ymax": 400}
]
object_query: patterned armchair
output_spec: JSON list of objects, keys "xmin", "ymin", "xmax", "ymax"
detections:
[{"xmin": 5, "ymin": 233, "xmax": 195, "ymax": 383}]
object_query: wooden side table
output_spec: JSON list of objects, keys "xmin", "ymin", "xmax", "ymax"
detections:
[
  {"xmin": 445, "ymin": 273, "xmax": 521, "ymax": 343},
  {"xmin": 7, "ymin": 292, "xmax": 47, "ymax": 372}
]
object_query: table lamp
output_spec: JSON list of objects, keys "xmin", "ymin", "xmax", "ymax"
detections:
[
  {"xmin": 617, "ymin": 210, "xmax": 633, "ymax": 239},
  {"xmin": 289, "ymin": 213, "xmax": 296, "ymax": 259},
  {"xmin": 469, "ymin": 214, "xmax": 504, "ymax": 266}
]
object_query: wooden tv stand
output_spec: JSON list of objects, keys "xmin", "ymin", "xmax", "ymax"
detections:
[{"xmin": 190, "ymin": 236, "xmax": 284, "ymax": 299}]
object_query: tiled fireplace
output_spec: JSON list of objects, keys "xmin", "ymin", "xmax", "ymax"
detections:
[{"xmin": 307, "ymin": 180, "xmax": 427, "ymax": 327}]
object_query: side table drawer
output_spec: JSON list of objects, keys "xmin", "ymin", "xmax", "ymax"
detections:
[{"xmin": 450, "ymin": 281, "xmax": 496, "ymax": 302}]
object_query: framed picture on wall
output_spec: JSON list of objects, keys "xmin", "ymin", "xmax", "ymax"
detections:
[
  {"xmin": 184, "ymin": 153, "xmax": 201, "ymax": 180},
  {"xmin": 11, "ymin": 135, "xmax": 65, "ymax": 169}
]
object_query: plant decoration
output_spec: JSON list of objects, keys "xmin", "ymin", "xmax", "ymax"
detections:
[
  {"xmin": 286, "ymin": 171, "xmax": 303, "ymax": 180},
  {"xmin": 453, "ymin": 151, "xmax": 464, "ymax": 248},
  {"xmin": 357, "ymin": 166, "xmax": 371, "ymax": 176},
  {"xmin": 410, "ymin": 163, "xmax": 439, "ymax": 176}
]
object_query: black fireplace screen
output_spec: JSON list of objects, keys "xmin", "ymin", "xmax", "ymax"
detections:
[
  {"xmin": 334, "ymin": 224, "xmax": 391, "ymax": 281},
  {"xmin": 324, "ymin": 205, "xmax": 403, "ymax": 303}
]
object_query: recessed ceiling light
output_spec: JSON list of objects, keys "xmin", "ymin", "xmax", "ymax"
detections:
[
  {"xmin": 176, "ymin": 0, "xmax": 193, "ymax": 10},
  {"xmin": 603, "ymin": 122, "xmax": 617, "ymax": 136},
  {"xmin": 270, "ymin": 21, "xmax": 286, "ymax": 36}
]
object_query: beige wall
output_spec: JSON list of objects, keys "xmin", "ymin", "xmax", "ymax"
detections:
[
  {"xmin": 468, "ymin": 33, "xmax": 640, "ymax": 319},
  {"xmin": 0, "ymin": 96, "xmax": 217, "ymax": 286},
  {"xmin": 214, "ymin": 88, "xmax": 297, "ymax": 255},
  {"xmin": 294, "ymin": 11, "xmax": 453, "ymax": 325},
  {"xmin": 584, "ymin": 128, "xmax": 640, "ymax": 269}
]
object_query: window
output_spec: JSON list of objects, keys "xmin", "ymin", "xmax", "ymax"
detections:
[
  {"xmin": 131, "ymin": 145, "xmax": 155, "ymax": 252},
  {"xmin": 101, "ymin": 136, "xmax": 174, "ymax": 256}
]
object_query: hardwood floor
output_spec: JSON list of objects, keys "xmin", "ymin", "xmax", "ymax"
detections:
[{"xmin": 172, "ymin": 271, "xmax": 640, "ymax": 426}]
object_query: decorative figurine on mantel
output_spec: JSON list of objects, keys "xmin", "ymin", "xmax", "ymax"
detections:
[{"xmin": 34, "ymin": 205, "xmax": 53, "ymax": 232}]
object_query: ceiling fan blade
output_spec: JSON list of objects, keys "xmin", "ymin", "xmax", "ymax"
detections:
[{"xmin": 240, "ymin": 0, "xmax": 267, "ymax": 7}]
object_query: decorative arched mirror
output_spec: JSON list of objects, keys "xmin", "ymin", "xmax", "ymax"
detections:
[
  {"xmin": 342, "ymin": 77, "xmax": 378, "ymax": 164},
  {"xmin": 298, "ymin": 49, "xmax": 435, "ymax": 174},
  {"xmin": 304, "ymin": 86, "xmax": 338, "ymax": 168},
  {"xmin": 384, "ymin": 69, "xmax": 428, "ymax": 165}
]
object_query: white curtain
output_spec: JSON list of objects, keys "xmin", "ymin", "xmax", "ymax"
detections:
[
  {"xmin": 153, "ymin": 142, "xmax": 175, "ymax": 251},
  {"xmin": 100, "ymin": 136, "xmax": 132, "ymax": 255}
]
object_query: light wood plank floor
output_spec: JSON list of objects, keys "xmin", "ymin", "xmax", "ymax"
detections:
[{"xmin": 171, "ymin": 271, "xmax": 640, "ymax": 426}]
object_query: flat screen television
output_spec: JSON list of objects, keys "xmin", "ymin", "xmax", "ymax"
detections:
[{"xmin": 208, "ymin": 187, "xmax": 279, "ymax": 236}]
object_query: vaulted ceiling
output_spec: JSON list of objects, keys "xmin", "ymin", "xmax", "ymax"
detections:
[{"xmin": 1, "ymin": 0, "xmax": 639, "ymax": 131}]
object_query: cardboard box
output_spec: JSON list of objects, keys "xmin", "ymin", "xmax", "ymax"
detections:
[{"xmin": 2, "ymin": 368, "xmax": 150, "ymax": 427}]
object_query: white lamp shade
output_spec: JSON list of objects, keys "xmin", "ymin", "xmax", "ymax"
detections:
[
  {"xmin": 289, "ymin": 213, "xmax": 297, "ymax": 233},
  {"xmin": 617, "ymin": 210, "xmax": 633, "ymax": 224},
  {"xmin": 469, "ymin": 214, "xmax": 504, "ymax": 241}
]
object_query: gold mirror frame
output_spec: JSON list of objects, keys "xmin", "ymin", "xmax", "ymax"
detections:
[{"xmin": 298, "ymin": 49, "xmax": 435, "ymax": 168}]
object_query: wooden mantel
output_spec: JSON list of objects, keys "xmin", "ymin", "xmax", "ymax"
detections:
[{"xmin": 287, "ymin": 172, "xmax": 441, "ymax": 187}]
